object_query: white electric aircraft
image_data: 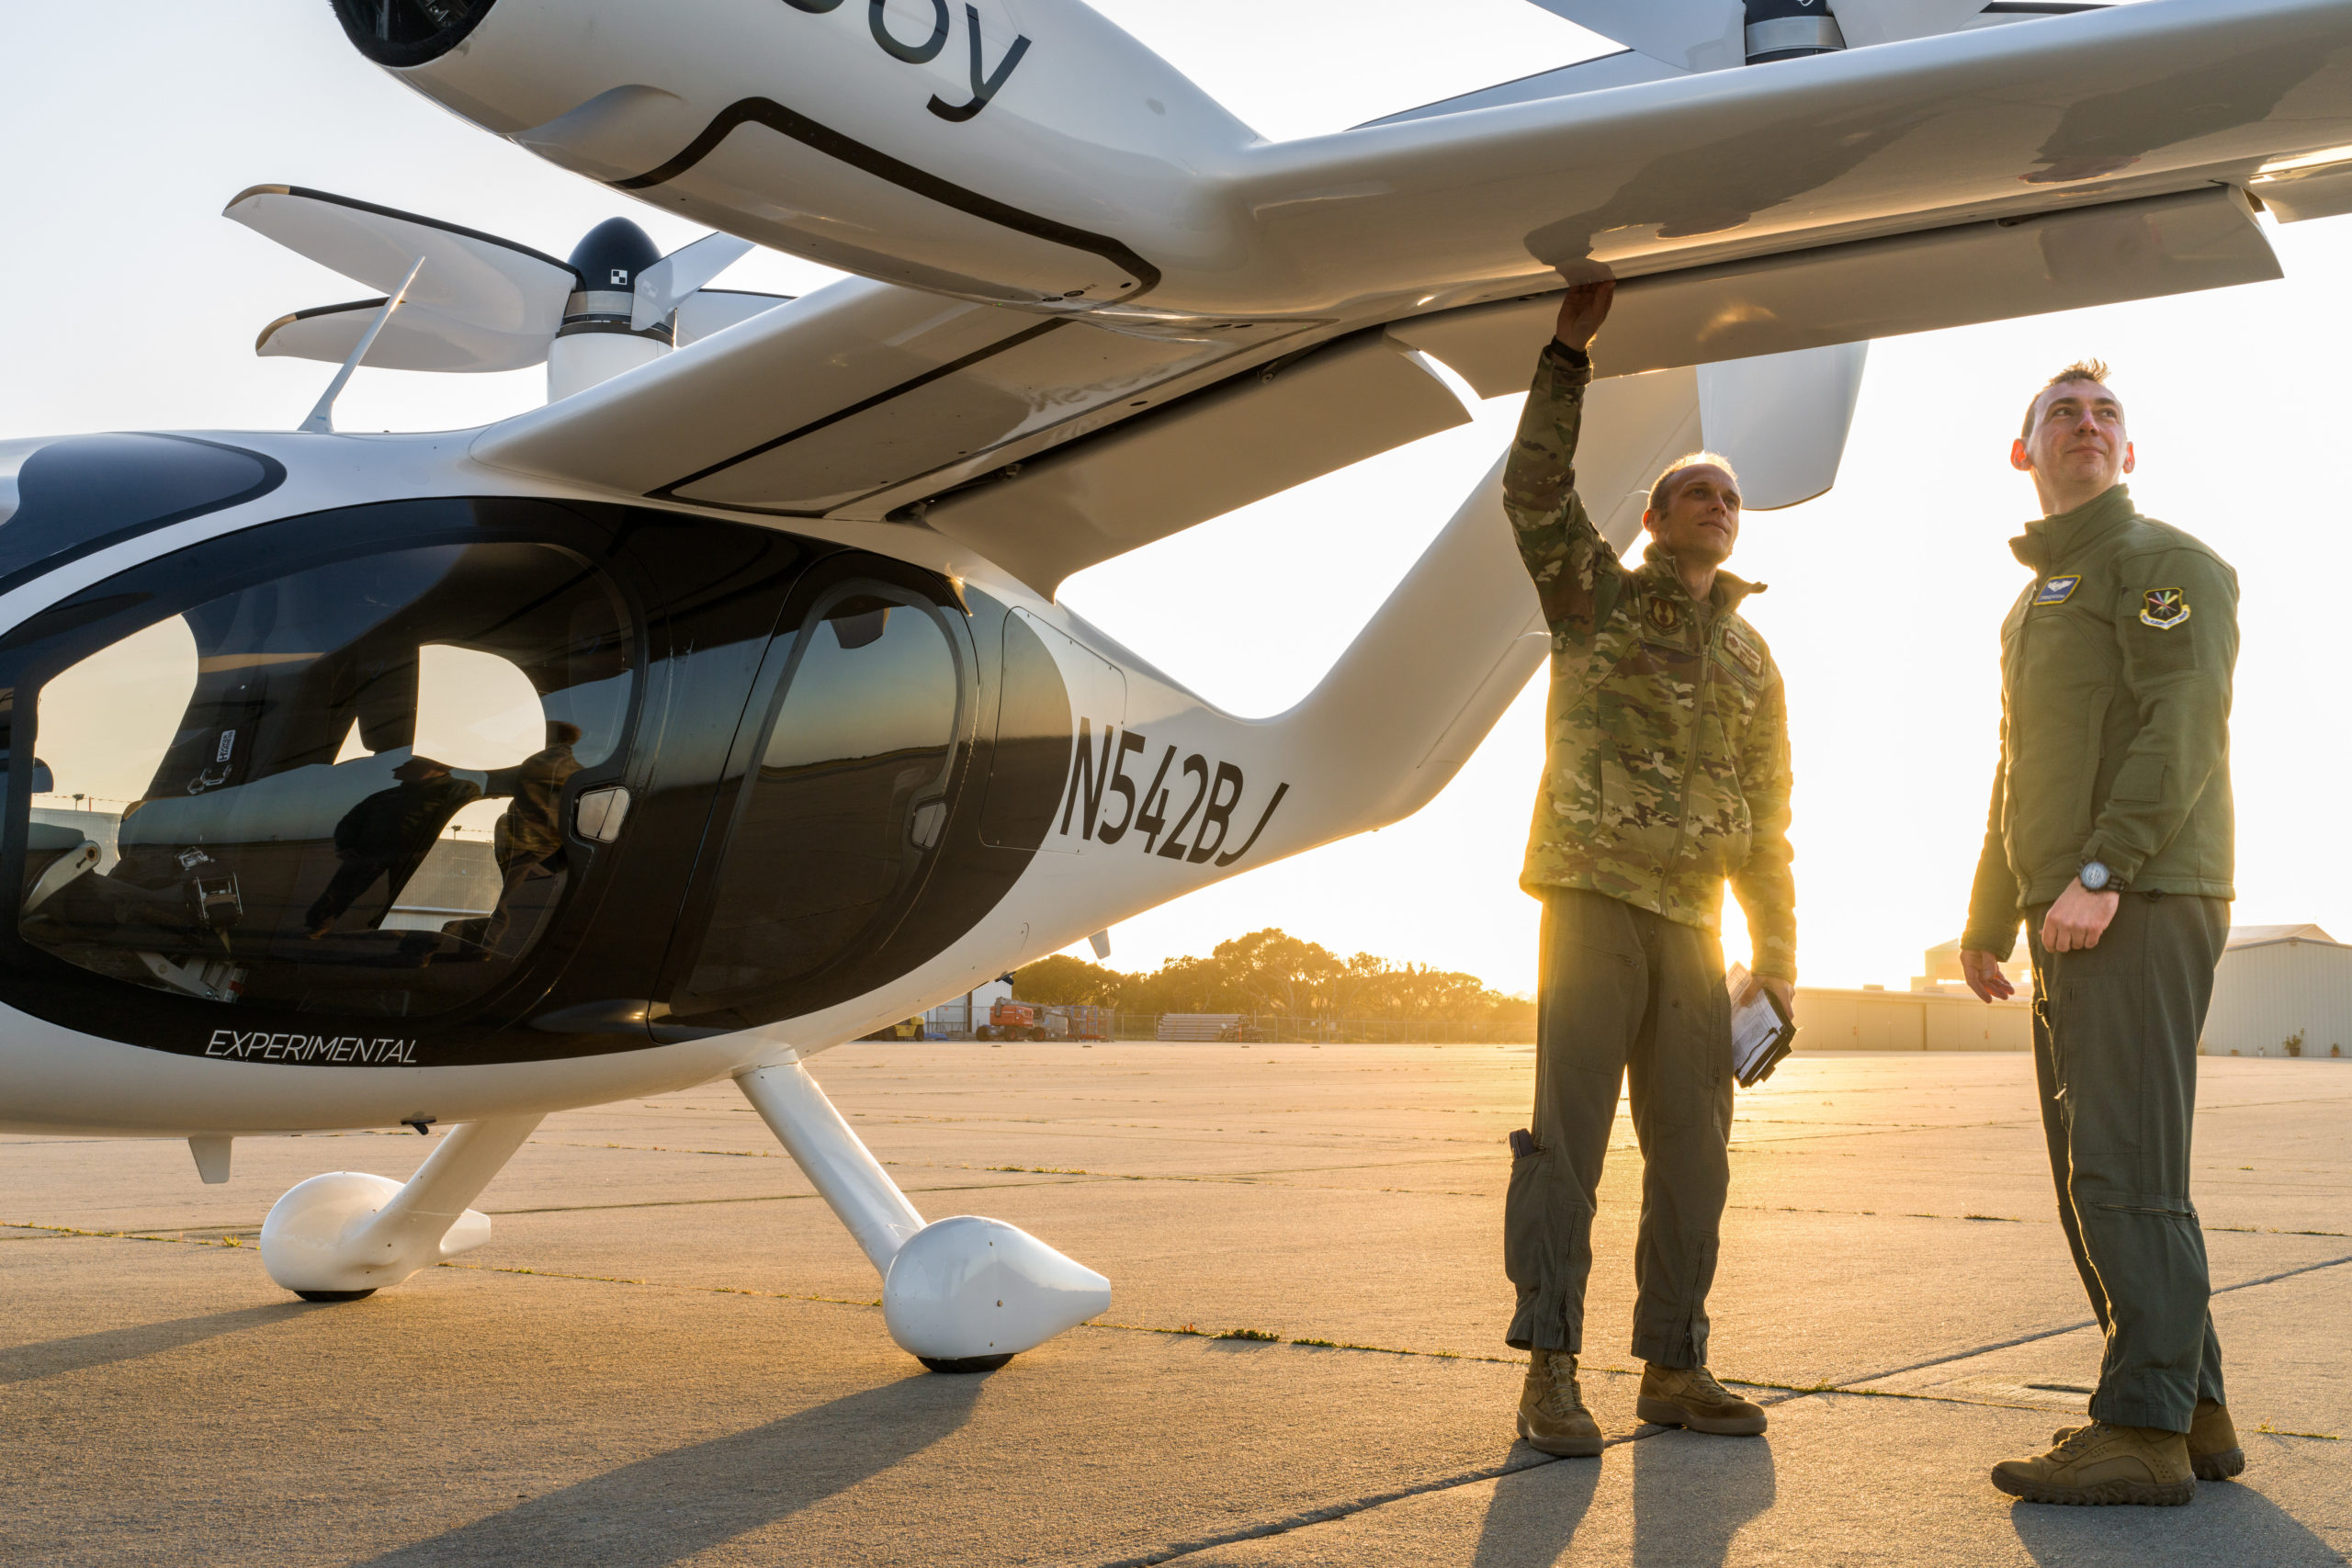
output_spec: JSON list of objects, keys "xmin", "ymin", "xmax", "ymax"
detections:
[{"xmin": 6, "ymin": 0, "xmax": 2350, "ymax": 1371}]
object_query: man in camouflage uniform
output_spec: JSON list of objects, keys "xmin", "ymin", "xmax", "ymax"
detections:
[
  {"xmin": 1963, "ymin": 363, "xmax": 2242, "ymax": 1506},
  {"xmin": 1501, "ymin": 281, "xmax": 1792, "ymax": 1457}
]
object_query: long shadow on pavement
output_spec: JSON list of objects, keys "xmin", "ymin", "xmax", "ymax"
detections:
[
  {"xmin": 0, "ymin": 1303, "xmax": 301, "ymax": 1385},
  {"xmin": 355, "ymin": 1371, "xmax": 988, "ymax": 1568},
  {"xmin": 1471, "ymin": 1456, "xmax": 1602, "ymax": 1566},
  {"xmin": 1633, "ymin": 1433, "xmax": 1776, "ymax": 1566},
  {"xmin": 2009, "ymin": 1467, "xmax": 2347, "ymax": 1567},
  {"xmin": 1461, "ymin": 1433, "xmax": 1776, "ymax": 1567}
]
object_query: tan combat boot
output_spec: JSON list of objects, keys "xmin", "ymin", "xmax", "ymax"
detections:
[
  {"xmin": 1635, "ymin": 1363, "xmax": 1768, "ymax": 1436},
  {"xmin": 1517, "ymin": 1349, "xmax": 1603, "ymax": 1457},
  {"xmin": 1992, "ymin": 1422, "xmax": 2194, "ymax": 1506},
  {"xmin": 2052, "ymin": 1399, "xmax": 2244, "ymax": 1482}
]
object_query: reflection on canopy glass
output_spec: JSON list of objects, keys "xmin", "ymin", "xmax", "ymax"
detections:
[
  {"xmin": 685, "ymin": 589, "xmax": 962, "ymax": 1010},
  {"xmin": 21, "ymin": 542, "xmax": 636, "ymax": 1018}
]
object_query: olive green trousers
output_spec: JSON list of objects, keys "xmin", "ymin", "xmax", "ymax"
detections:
[
  {"xmin": 2027, "ymin": 891, "xmax": 2230, "ymax": 1434},
  {"xmin": 1505, "ymin": 889, "xmax": 1734, "ymax": 1366}
]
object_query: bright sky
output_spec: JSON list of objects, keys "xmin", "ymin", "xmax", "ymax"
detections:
[{"xmin": 7, "ymin": 0, "xmax": 2339, "ymax": 995}]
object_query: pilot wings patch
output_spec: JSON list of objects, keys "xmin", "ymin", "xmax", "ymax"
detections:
[
  {"xmin": 2139, "ymin": 588, "xmax": 2190, "ymax": 630},
  {"xmin": 2034, "ymin": 574, "xmax": 2080, "ymax": 606}
]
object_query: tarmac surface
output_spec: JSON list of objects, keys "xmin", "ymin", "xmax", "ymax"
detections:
[{"xmin": 4, "ymin": 1043, "xmax": 2346, "ymax": 1566}]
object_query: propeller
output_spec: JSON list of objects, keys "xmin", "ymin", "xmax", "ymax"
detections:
[
  {"xmin": 1521, "ymin": 0, "xmax": 2007, "ymax": 71},
  {"xmin": 1520, "ymin": 1, "xmax": 1744, "ymax": 73},
  {"xmin": 226, "ymin": 186, "xmax": 789, "ymax": 395},
  {"xmin": 632, "ymin": 231, "xmax": 755, "ymax": 332}
]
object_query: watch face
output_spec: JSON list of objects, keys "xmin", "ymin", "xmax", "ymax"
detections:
[{"xmin": 2081, "ymin": 862, "xmax": 2110, "ymax": 891}]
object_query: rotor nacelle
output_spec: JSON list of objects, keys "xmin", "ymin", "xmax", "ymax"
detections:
[{"xmin": 331, "ymin": 0, "xmax": 1256, "ymax": 315}]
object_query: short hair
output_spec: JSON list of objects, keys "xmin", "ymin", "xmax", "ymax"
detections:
[
  {"xmin": 1646, "ymin": 451, "xmax": 1740, "ymax": 518},
  {"xmin": 2020, "ymin": 359, "xmax": 2116, "ymax": 438}
]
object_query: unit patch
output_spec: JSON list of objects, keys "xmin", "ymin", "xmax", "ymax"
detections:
[
  {"xmin": 1646, "ymin": 594, "xmax": 1682, "ymax": 633},
  {"xmin": 2139, "ymin": 587, "xmax": 2190, "ymax": 629},
  {"xmin": 1721, "ymin": 624, "xmax": 1765, "ymax": 679},
  {"xmin": 2034, "ymin": 574, "xmax": 2081, "ymax": 606}
]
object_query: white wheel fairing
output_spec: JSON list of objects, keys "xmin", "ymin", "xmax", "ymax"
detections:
[
  {"xmin": 258, "ymin": 1171, "xmax": 420, "ymax": 1293},
  {"xmin": 882, "ymin": 1214, "xmax": 1111, "ymax": 1361}
]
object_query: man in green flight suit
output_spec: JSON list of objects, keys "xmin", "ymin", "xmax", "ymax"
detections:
[
  {"xmin": 1962, "ymin": 361, "xmax": 2242, "ymax": 1506},
  {"xmin": 1502, "ymin": 281, "xmax": 1793, "ymax": 1457}
]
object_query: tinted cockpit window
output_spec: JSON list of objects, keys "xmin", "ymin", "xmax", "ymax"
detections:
[
  {"xmin": 684, "ymin": 586, "xmax": 963, "ymax": 1010},
  {"xmin": 0, "ymin": 434, "xmax": 284, "ymax": 596},
  {"xmin": 20, "ymin": 541, "xmax": 635, "ymax": 1018}
]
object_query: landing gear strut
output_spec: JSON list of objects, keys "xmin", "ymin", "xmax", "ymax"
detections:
[
  {"xmin": 736, "ymin": 1057, "xmax": 1110, "ymax": 1370},
  {"xmin": 258, "ymin": 1113, "xmax": 544, "ymax": 1300}
]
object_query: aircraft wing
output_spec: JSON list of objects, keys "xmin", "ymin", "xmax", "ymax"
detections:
[
  {"xmin": 461, "ymin": 0, "xmax": 2324, "ymax": 597},
  {"xmin": 1225, "ymin": 0, "xmax": 2343, "ymax": 317},
  {"xmin": 475, "ymin": 179, "xmax": 2274, "ymax": 594}
]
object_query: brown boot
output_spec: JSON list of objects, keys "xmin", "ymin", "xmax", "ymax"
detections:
[
  {"xmin": 1517, "ymin": 1349, "xmax": 1603, "ymax": 1457},
  {"xmin": 1635, "ymin": 1362, "xmax": 1767, "ymax": 1436},
  {"xmin": 1993, "ymin": 1422, "xmax": 2194, "ymax": 1506},
  {"xmin": 2051, "ymin": 1399, "xmax": 2244, "ymax": 1483}
]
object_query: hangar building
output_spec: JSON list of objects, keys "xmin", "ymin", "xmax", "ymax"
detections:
[{"xmin": 2203, "ymin": 924, "xmax": 2352, "ymax": 1060}]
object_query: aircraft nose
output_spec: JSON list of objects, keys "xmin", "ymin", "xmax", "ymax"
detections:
[{"xmin": 327, "ymin": 0, "xmax": 498, "ymax": 68}]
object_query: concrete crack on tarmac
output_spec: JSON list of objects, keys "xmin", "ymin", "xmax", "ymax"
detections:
[
  {"xmin": 1090, "ymin": 1250, "xmax": 2352, "ymax": 1565},
  {"xmin": 1088, "ymin": 1449, "xmax": 1589, "ymax": 1568},
  {"xmin": 1830, "ymin": 1249, "xmax": 2352, "ymax": 1391}
]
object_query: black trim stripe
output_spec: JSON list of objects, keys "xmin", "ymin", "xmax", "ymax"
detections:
[
  {"xmin": 652, "ymin": 318, "xmax": 1068, "ymax": 503},
  {"xmin": 254, "ymin": 298, "xmax": 387, "ymax": 355},
  {"xmin": 611, "ymin": 97, "xmax": 1160, "ymax": 299}
]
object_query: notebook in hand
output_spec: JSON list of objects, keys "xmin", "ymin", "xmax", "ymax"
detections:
[{"xmin": 1725, "ymin": 963, "xmax": 1796, "ymax": 1089}]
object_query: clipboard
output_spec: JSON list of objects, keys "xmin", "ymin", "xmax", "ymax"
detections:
[{"xmin": 1725, "ymin": 963, "xmax": 1796, "ymax": 1089}]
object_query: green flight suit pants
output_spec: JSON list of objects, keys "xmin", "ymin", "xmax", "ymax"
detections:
[
  {"xmin": 1506, "ymin": 888, "xmax": 1734, "ymax": 1367},
  {"xmin": 2027, "ymin": 891, "xmax": 2229, "ymax": 1433}
]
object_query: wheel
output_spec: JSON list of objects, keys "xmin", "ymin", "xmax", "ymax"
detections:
[
  {"xmin": 975, "ymin": 1026, "xmax": 993, "ymax": 1041},
  {"xmin": 293, "ymin": 1288, "xmax": 376, "ymax": 1303},
  {"xmin": 918, "ymin": 1353, "xmax": 1014, "ymax": 1374}
]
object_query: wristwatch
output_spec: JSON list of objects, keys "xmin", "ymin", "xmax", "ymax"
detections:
[{"xmin": 2078, "ymin": 860, "xmax": 2117, "ymax": 893}]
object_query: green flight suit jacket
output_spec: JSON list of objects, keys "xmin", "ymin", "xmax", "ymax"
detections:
[
  {"xmin": 1962, "ymin": 484, "xmax": 2238, "ymax": 960},
  {"xmin": 1505, "ymin": 342, "xmax": 1798, "ymax": 981}
]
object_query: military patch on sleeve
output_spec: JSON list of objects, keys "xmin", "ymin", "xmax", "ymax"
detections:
[
  {"xmin": 2138, "ymin": 587, "xmax": 2190, "ymax": 629},
  {"xmin": 2033, "ymin": 574, "xmax": 2081, "ymax": 606},
  {"xmin": 1721, "ymin": 623, "xmax": 1765, "ymax": 679}
]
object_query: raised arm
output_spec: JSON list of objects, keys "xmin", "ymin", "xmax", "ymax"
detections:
[{"xmin": 1504, "ymin": 282, "xmax": 1630, "ymax": 642}]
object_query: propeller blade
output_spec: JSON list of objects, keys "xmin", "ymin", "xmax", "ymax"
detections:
[
  {"xmin": 1518, "ymin": 0, "xmax": 1746, "ymax": 72},
  {"xmin": 1697, "ymin": 341, "xmax": 1869, "ymax": 511},
  {"xmin": 632, "ymin": 231, "xmax": 755, "ymax": 332},
  {"xmin": 672, "ymin": 289, "xmax": 794, "ymax": 348},
  {"xmin": 1826, "ymin": 0, "xmax": 1994, "ymax": 48},
  {"xmin": 225, "ymin": 186, "xmax": 576, "ymax": 340},
  {"xmin": 255, "ymin": 298, "xmax": 559, "ymax": 373}
]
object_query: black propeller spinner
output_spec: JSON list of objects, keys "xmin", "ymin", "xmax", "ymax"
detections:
[{"xmin": 561, "ymin": 218, "xmax": 673, "ymax": 348}]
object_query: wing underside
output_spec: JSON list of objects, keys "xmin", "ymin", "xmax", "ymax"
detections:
[{"xmin": 473, "ymin": 180, "xmax": 2277, "ymax": 593}]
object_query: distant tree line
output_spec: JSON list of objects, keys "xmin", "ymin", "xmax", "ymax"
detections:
[{"xmin": 1012, "ymin": 927, "xmax": 1535, "ymax": 1031}]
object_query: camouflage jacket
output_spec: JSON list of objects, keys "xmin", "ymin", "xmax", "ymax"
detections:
[{"xmin": 1505, "ymin": 342, "xmax": 1797, "ymax": 981}]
